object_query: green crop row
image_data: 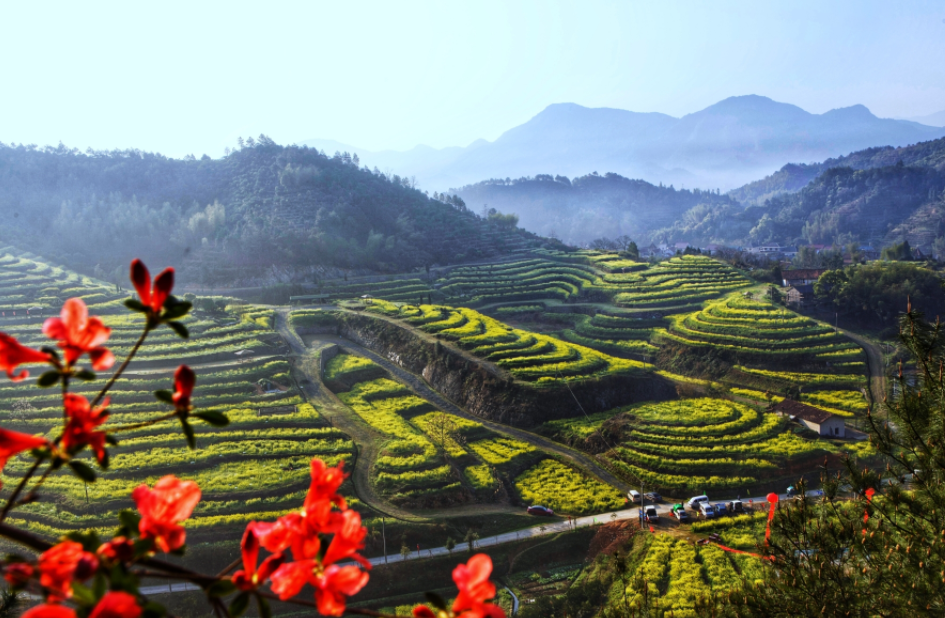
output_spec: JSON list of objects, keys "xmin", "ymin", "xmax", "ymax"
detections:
[{"xmin": 514, "ymin": 460, "xmax": 624, "ymax": 515}]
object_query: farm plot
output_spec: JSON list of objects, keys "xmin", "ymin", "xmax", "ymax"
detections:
[
  {"xmin": 611, "ymin": 255, "xmax": 751, "ymax": 307},
  {"xmin": 436, "ymin": 258, "xmax": 599, "ymax": 306},
  {"xmin": 366, "ymin": 302, "xmax": 646, "ymax": 384},
  {"xmin": 551, "ymin": 313, "xmax": 661, "ymax": 356},
  {"xmin": 660, "ymin": 294, "xmax": 863, "ymax": 362},
  {"xmin": 315, "ymin": 277, "xmax": 434, "ymax": 303},
  {"xmin": 324, "ymin": 350, "xmax": 626, "ymax": 511},
  {"xmin": 0, "ymin": 249, "xmax": 355, "ymax": 540},
  {"xmin": 629, "ymin": 536, "xmax": 744, "ymax": 616},
  {"xmin": 540, "ymin": 398, "xmax": 832, "ymax": 495}
]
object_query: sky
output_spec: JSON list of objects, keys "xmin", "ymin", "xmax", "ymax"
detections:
[{"xmin": 1, "ymin": 1, "xmax": 943, "ymax": 157}]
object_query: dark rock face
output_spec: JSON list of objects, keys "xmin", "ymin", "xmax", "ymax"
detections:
[{"xmin": 336, "ymin": 313, "xmax": 676, "ymax": 428}]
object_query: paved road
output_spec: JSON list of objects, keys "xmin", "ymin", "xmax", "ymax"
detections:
[{"xmin": 840, "ymin": 329, "xmax": 887, "ymax": 405}]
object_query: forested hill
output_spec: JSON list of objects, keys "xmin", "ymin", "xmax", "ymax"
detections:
[
  {"xmin": 655, "ymin": 140, "xmax": 945, "ymax": 250},
  {"xmin": 0, "ymin": 141, "xmax": 544, "ymax": 286},
  {"xmin": 729, "ymin": 136, "xmax": 945, "ymax": 205},
  {"xmin": 452, "ymin": 173, "xmax": 737, "ymax": 245}
]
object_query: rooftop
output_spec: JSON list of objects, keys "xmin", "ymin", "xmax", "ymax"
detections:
[{"xmin": 771, "ymin": 399, "xmax": 836, "ymax": 424}]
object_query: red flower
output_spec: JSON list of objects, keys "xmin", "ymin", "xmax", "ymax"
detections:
[
  {"xmin": 269, "ymin": 561, "xmax": 369, "ymax": 616},
  {"xmin": 0, "ymin": 428, "xmax": 49, "ymax": 488},
  {"xmin": 130, "ymin": 259, "xmax": 174, "ymax": 315},
  {"xmin": 22, "ymin": 604, "xmax": 76, "ymax": 618},
  {"xmin": 97, "ymin": 537, "xmax": 135, "ymax": 564},
  {"xmin": 172, "ymin": 365, "xmax": 195, "ymax": 413},
  {"xmin": 61, "ymin": 393, "xmax": 109, "ymax": 464},
  {"xmin": 0, "ymin": 332, "xmax": 51, "ymax": 381},
  {"xmin": 322, "ymin": 509, "xmax": 369, "ymax": 568},
  {"xmin": 304, "ymin": 458, "xmax": 347, "ymax": 511},
  {"xmin": 2, "ymin": 561, "xmax": 34, "ymax": 587},
  {"xmin": 43, "ymin": 298, "xmax": 114, "ymax": 370},
  {"xmin": 253, "ymin": 511, "xmax": 304, "ymax": 555},
  {"xmin": 233, "ymin": 525, "xmax": 284, "ymax": 591},
  {"xmin": 38, "ymin": 541, "xmax": 98, "ymax": 602},
  {"xmin": 132, "ymin": 475, "xmax": 201, "ymax": 553},
  {"xmin": 452, "ymin": 554, "xmax": 505, "ymax": 618},
  {"xmin": 89, "ymin": 591, "xmax": 142, "ymax": 618}
]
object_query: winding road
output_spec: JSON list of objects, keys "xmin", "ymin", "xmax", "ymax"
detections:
[
  {"xmin": 274, "ymin": 308, "xmax": 634, "ymax": 524},
  {"xmin": 840, "ymin": 329, "xmax": 887, "ymax": 405}
]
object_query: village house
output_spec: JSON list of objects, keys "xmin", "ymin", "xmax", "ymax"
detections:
[
  {"xmin": 784, "ymin": 284, "xmax": 814, "ymax": 306},
  {"xmin": 781, "ymin": 268, "xmax": 825, "ymax": 287},
  {"xmin": 772, "ymin": 400, "xmax": 846, "ymax": 437}
]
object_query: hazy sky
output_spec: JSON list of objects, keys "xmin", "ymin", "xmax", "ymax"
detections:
[{"xmin": 1, "ymin": 1, "xmax": 943, "ymax": 157}]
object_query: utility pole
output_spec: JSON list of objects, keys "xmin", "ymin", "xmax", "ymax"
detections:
[{"xmin": 382, "ymin": 517, "xmax": 387, "ymax": 564}]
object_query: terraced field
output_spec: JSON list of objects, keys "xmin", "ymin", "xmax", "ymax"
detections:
[
  {"xmin": 324, "ymin": 350, "xmax": 624, "ymax": 513},
  {"xmin": 315, "ymin": 277, "xmax": 434, "ymax": 303},
  {"xmin": 551, "ymin": 312, "xmax": 662, "ymax": 357},
  {"xmin": 540, "ymin": 398, "xmax": 833, "ymax": 495},
  {"xmin": 611, "ymin": 255, "xmax": 751, "ymax": 307},
  {"xmin": 0, "ymin": 247, "xmax": 363, "ymax": 544},
  {"xmin": 365, "ymin": 301, "xmax": 647, "ymax": 383},
  {"xmin": 436, "ymin": 258, "xmax": 600, "ymax": 306},
  {"xmin": 661, "ymin": 294, "xmax": 863, "ymax": 362}
]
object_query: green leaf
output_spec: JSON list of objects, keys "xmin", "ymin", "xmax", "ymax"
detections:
[
  {"xmin": 105, "ymin": 434, "xmax": 119, "ymax": 446},
  {"xmin": 36, "ymin": 371, "xmax": 61, "ymax": 388},
  {"xmin": 257, "ymin": 595, "xmax": 272, "ymax": 618},
  {"xmin": 124, "ymin": 298, "xmax": 148, "ymax": 313},
  {"xmin": 68, "ymin": 460, "xmax": 97, "ymax": 483},
  {"xmin": 166, "ymin": 320, "xmax": 189, "ymax": 339},
  {"xmin": 64, "ymin": 531, "xmax": 100, "ymax": 552},
  {"xmin": 154, "ymin": 389, "xmax": 174, "ymax": 404},
  {"xmin": 133, "ymin": 539, "xmax": 153, "ymax": 557},
  {"xmin": 98, "ymin": 450, "xmax": 110, "ymax": 471},
  {"xmin": 207, "ymin": 579, "xmax": 237, "ymax": 598},
  {"xmin": 75, "ymin": 369, "xmax": 96, "ymax": 381},
  {"xmin": 70, "ymin": 582, "xmax": 96, "ymax": 606},
  {"xmin": 161, "ymin": 300, "xmax": 192, "ymax": 320},
  {"xmin": 229, "ymin": 592, "xmax": 251, "ymax": 618},
  {"xmin": 425, "ymin": 592, "xmax": 448, "ymax": 610},
  {"xmin": 142, "ymin": 601, "xmax": 167, "ymax": 618},
  {"xmin": 193, "ymin": 410, "xmax": 229, "ymax": 427},
  {"xmin": 40, "ymin": 346, "xmax": 60, "ymax": 362},
  {"xmin": 118, "ymin": 509, "xmax": 142, "ymax": 536},
  {"xmin": 92, "ymin": 572, "xmax": 107, "ymax": 599},
  {"xmin": 180, "ymin": 419, "xmax": 196, "ymax": 450}
]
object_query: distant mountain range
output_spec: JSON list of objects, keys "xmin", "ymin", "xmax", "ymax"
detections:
[
  {"xmin": 301, "ymin": 95, "xmax": 945, "ymax": 192},
  {"xmin": 905, "ymin": 110, "xmax": 945, "ymax": 128}
]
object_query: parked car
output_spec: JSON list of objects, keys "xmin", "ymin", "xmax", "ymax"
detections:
[
  {"xmin": 643, "ymin": 506, "xmax": 659, "ymax": 523},
  {"xmin": 644, "ymin": 492, "xmax": 662, "ymax": 503},
  {"xmin": 628, "ymin": 490, "xmax": 641, "ymax": 503},
  {"xmin": 673, "ymin": 508, "xmax": 691, "ymax": 523},
  {"xmin": 526, "ymin": 505, "xmax": 554, "ymax": 516},
  {"xmin": 727, "ymin": 500, "xmax": 746, "ymax": 514},
  {"xmin": 699, "ymin": 502, "xmax": 716, "ymax": 519},
  {"xmin": 714, "ymin": 502, "xmax": 728, "ymax": 517},
  {"xmin": 687, "ymin": 495, "xmax": 710, "ymax": 511}
]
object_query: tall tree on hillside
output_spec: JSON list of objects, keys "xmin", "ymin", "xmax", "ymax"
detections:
[{"xmin": 727, "ymin": 302, "xmax": 945, "ymax": 617}]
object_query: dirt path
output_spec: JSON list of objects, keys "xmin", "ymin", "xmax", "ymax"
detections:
[
  {"xmin": 303, "ymin": 331, "xmax": 633, "ymax": 495},
  {"xmin": 840, "ymin": 329, "xmax": 887, "ymax": 405}
]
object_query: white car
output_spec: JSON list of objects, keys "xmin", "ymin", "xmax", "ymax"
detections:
[{"xmin": 687, "ymin": 495, "xmax": 709, "ymax": 511}]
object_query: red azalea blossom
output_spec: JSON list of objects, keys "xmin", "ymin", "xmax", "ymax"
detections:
[
  {"xmin": 0, "ymin": 332, "xmax": 51, "ymax": 381},
  {"xmin": 130, "ymin": 259, "xmax": 174, "ymax": 315},
  {"xmin": 3, "ymin": 561, "xmax": 35, "ymax": 587},
  {"xmin": 172, "ymin": 365, "xmax": 195, "ymax": 412},
  {"xmin": 304, "ymin": 458, "xmax": 347, "ymax": 510},
  {"xmin": 38, "ymin": 541, "xmax": 99, "ymax": 602},
  {"xmin": 452, "ymin": 554, "xmax": 505, "ymax": 618},
  {"xmin": 42, "ymin": 298, "xmax": 114, "ymax": 370},
  {"xmin": 61, "ymin": 393, "xmax": 109, "ymax": 464},
  {"xmin": 97, "ymin": 537, "xmax": 135, "ymax": 564},
  {"xmin": 322, "ymin": 509, "xmax": 370, "ymax": 568},
  {"xmin": 233, "ymin": 526, "xmax": 284, "ymax": 591},
  {"xmin": 269, "ymin": 561, "xmax": 369, "ymax": 616},
  {"xmin": 89, "ymin": 591, "xmax": 142, "ymax": 618},
  {"xmin": 132, "ymin": 475, "xmax": 201, "ymax": 553},
  {"xmin": 412, "ymin": 606, "xmax": 435, "ymax": 618},
  {"xmin": 0, "ymin": 428, "xmax": 48, "ymax": 488},
  {"xmin": 22, "ymin": 604, "xmax": 76, "ymax": 618}
]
